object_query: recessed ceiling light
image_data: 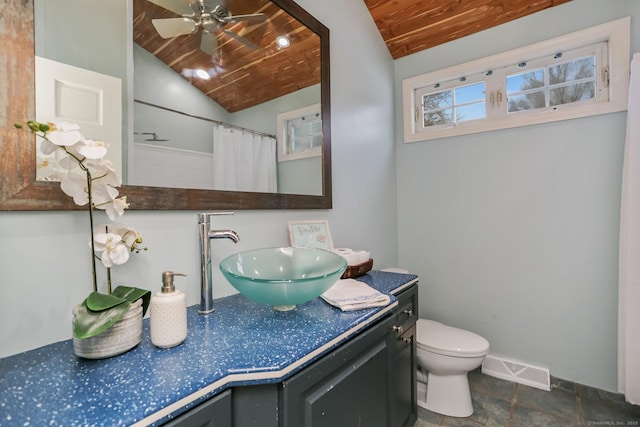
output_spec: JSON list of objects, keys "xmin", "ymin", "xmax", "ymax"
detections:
[
  {"xmin": 276, "ymin": 35, "xmax": 290, "ymax": 48},
  {"xmin": 195, "ymin": 69, "xmax": 210, "ymax": 80}
]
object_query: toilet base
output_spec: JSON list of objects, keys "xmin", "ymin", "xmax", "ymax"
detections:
[{"xmin": 417, "ymin": 370, "xmax": 474, "ymax": 417}]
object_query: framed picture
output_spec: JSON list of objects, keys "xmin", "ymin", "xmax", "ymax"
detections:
[{"xmin": 288, "ymin": 220, "xmax": 334, "ymax": 250}]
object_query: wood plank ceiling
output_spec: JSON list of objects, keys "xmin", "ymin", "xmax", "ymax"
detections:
[
  {"xmin": 365, "ymin": 0, "xmax": 572, "ymax": 60},
  {"xmin": 133, "ymin": 0, "xmax": 320, "ymax": 113},
  {"xmin": 133, "ymin": 0, "xmax": 572, "ymax": 112}
]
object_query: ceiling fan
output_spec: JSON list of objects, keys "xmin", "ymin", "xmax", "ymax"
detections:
[{"xmin": 148, "ymin": 0, "xmax": 268, "ymax": 55}]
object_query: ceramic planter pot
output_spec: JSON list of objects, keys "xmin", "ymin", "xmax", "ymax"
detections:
[{"xmin": 72, "ymin": 299, "xmax": 143, "ymax": 359}]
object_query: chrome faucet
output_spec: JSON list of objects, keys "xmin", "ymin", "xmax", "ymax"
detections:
[{"xmin": 198, "ymin": 212, "xmax": 240, "ymax": 314}]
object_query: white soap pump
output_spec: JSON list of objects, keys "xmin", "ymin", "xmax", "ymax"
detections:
[{"xmin": 150, "ymin": 271, "xmax": 188, "ymax": 348}]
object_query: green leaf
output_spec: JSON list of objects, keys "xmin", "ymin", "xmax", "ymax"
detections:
[
  {"xmin": 112, "ymin": 286, "xmax": 151, "ymax": 316},
  {"xmin": 73, "ymin": 300, "xmax": 131, "ymax": 339},
  {"xmin": 85, "ymin": 291, "xmax": 127, "ymax": 312}
]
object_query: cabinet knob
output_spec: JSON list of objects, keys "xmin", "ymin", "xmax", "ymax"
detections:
[
  {"xmin": 403, "ymin": 309, "xmax": 414, "ymax": 316},
  {"xmin": 392, "ymin": 325, "xmax": 404, "ymax": 335},
  {"xmin": 403, "ymin": 337, "xmax": 412, "ymax": 344}
]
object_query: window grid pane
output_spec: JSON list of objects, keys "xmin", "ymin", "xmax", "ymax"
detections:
[
  {"xmin": 422, "ymin": 82, "xmax": 486, "ymax": 127},
  {"xmin": 507, "ymin": 55, "xmax": 596, "ymax": 113},
  {"xmin": 549, "ymin": 81, "xmax": 596, "ymax": 106},
  {"xmin": 288, "ymin": 116, "xmax": 322, "ymax": 153}
]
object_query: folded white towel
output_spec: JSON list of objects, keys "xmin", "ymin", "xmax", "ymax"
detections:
[
  {"xmin": 332, "ymin": 248, "xmax": 371, "ymax": 266},
  {"xmin": 321, "ymin": 279, "xmax": 391, "ymax": 311}
]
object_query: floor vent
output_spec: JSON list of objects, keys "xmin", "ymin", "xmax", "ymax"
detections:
[{"xmin": 481, "ymin": 354, "xmax": 550, "ymax": 391}]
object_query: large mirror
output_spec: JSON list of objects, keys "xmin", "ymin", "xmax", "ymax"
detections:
[{"xmin": 0, "ymin": 0, "xmax": 331, "ymax": 211}]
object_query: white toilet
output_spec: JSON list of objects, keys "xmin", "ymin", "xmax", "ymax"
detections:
[{"xmin": 415, "ymin": 319, "xmax": 490, "ymax": 417}]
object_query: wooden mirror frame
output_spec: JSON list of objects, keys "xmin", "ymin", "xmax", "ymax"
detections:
[{"xmin": 0, "ymin": 0, "xmax": 331, "ymax": 211}]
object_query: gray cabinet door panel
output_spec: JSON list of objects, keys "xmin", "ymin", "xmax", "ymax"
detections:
[
  {"xmin": 282, "ymin": 316, "xmax": 395, "ymax": 427},
  {"xmin": 164, "ymin": 389, "xmax": 232, "ymax": 427}
]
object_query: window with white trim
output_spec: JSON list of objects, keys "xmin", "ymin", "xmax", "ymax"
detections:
[
  {"xmin": 402, "ymin": 17, "xmax": 630, "ymax": 143},
  {"xmin": 276, "ymin": 103, "xmax": 322, "ymax": 162}
]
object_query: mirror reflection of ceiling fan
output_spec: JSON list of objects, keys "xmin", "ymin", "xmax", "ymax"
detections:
[{"xmin": 148, "ymin": 0, "xmax": 268, "ymax": 55}]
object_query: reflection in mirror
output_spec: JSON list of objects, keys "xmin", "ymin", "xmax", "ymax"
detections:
[
  {"xmin": 34, "ymin": 0, "xmax": 322, "ymax": 196},
  {"xmin": 0, "ymin": 0, "xmax": 331, "ymax": 212}
]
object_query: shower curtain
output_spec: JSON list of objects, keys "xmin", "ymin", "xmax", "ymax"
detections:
[
  {"xmin": 619, "ymin": 52, "xmax": 640, "ymax": 405},
  {"xmin": 212, "ymin": 125, "xmax": 277, "ymax": 193}
]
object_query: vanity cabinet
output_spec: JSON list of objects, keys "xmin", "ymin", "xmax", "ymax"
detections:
[
  {"xmin": 167, "ymin": 283, "xmax": 419, "ymax": 427},
  {"xmin": 281, "ymin": 284, "xmax": 418, "ymax": 427}
]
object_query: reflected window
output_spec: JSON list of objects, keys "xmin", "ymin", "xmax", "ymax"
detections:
[
  {"xmin": 288, "ymin": 112, "xmax": 322, "ymax": 153},
  {"xmin": 277, "ymin": 104, "xmax": 322, "ymax": 162}
]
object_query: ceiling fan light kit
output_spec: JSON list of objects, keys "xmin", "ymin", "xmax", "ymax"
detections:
[{"xmin": 149, "ymin": 0, "xmax": 268, "ymax": 56}]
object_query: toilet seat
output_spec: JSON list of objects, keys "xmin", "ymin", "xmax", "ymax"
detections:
[{"xmin": 416, "ymin": 319, "xmax": 489, "ymax": 357}]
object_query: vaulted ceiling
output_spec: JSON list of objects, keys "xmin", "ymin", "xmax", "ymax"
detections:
[
  {"xmin": 365, "ymin": 0, "xmax": 572, "ymax": 59},
  {"xmin": 133, "ymin": 0, "xmax": 572, "ymax": 112}
]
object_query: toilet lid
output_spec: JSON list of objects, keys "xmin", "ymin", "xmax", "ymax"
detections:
[{"xmin": 416, "ymin": 319, "xmax": 489, "ymax": 357}]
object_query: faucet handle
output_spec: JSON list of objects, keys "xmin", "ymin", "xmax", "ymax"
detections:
[{"xmin": 198, "ymin": 212, "xmax": 234, "ymax": 224}]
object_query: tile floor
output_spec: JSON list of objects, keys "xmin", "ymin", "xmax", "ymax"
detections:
[{"xmin": 414, "ymin": 369, "xmax": 640, "ymax": 426}]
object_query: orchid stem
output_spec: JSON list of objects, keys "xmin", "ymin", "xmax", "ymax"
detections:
[{"xmin": 83, "ymin": 164, "xmax": 98, "ymax": 293}]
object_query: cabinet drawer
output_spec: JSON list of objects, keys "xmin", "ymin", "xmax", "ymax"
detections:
[{"xmin": 394, "ymin": 284, "xmax": 418, "ymax": 332}]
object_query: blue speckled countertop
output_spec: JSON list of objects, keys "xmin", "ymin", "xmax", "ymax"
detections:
[{"xmin": 0, "ymin": 271, "xmax": 417, "ymax": 426}]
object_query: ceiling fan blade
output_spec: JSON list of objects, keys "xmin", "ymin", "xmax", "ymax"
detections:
[
  {"xmin": 200, "ymin": 30, "xmax": 218, "ymax": 56},
  {"xmin": 147, "ymin": 0, "xmax": 193, "ymax": 16},
  {"xmin": 223, "ymin": 29, "xmax": 259, "ymax": 50},
  {"xmin": 225, "ymin": 13, "xmax": 268, "ymax": 24},
  {"xmin": 152, "ymin": 17, "xmax": 197, "ymax": 38}
]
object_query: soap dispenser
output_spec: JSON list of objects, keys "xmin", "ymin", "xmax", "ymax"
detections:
[{"xmin": 150, "ymin": 271, "xmax": 188, "ymax": 348}]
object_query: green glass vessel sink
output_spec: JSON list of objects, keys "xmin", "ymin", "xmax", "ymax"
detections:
[{"xmin": 219, "ymin": 247, "xmax": 347, "ymax": 311}]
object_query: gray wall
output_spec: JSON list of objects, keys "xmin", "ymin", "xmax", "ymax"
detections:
[
  {"xmin": 395, "ymin": 0, "xmax": 640, "ymax": 392},
  {"xmin": 0, "ymin": 0, "xmax": 397, "ymax": 358}
]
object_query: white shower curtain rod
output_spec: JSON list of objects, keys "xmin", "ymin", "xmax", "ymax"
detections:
[{"xmin": 134, "ymin": 99, "xmax": 277, "ymax": 139}]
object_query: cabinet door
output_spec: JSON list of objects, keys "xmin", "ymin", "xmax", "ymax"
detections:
[
  {"xmin": 163, "ymin": 389, "xmax": 232, "ymax": 427},
  {"xmin": 281, "ymin": 316, "xmax": 395, "ymax": 427},
  {"xmin": 393, "ymin": 325, "xmax": 417, "ymax": 427}
]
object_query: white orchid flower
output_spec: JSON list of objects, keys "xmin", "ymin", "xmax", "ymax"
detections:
[
  {"xmin": 90, "ymin": 160, "xmax": 122, "ymax": 187},
  {"xmin": 46, "ymin": 121, "xmax": 86, "ymax": 147},
  {"xmin": 35, "ymin": 155, "xmax": 60, "ymax": 180},
  {"xmin": 110, "ymin": 223, "xmax": 143, "ymax": 250},
  {"xmin": 75, "ymin": 139, "xmax": 108, "ymax": 160},
  {"xmin": 91, "ymin": 183, "xmax": 125, "ymax": 220},
  {"xmin": 103, "ymin": 196, "xmax": 130, "ymax": 221},
  {"xmin": 92, "ymin": 184, "xmax": 122, "ymax": 219},
  {"xmin": 60, "ymin": 171, "xmax": 90, "ymax": 206},
  {"xmin": 39, "ymin": 139, "xmax": 59, "ymax": 155},
  {"xmin": 56, "ymin": 148, "xmax": 85, "ymax": 170},
  {"xmin": 93, "ymin": 232, "xmax": 130, "ymax": 268}
]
